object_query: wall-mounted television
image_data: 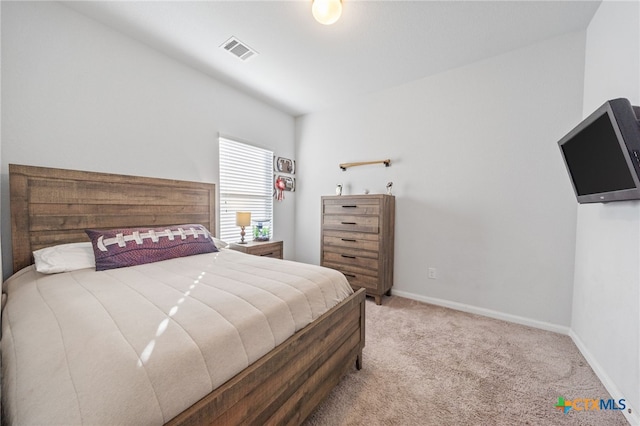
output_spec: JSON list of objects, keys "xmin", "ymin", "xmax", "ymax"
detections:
[{"xmin": 558, "ymin": 98, "xmax": 640, "ymax": 204}]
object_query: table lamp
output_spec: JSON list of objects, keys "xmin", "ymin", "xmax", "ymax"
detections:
[{"xmin": 236, "ymin": 211, "xmax": 251, "ymax": 244}]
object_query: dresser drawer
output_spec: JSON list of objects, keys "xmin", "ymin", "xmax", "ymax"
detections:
[
  {"xmin": 323, "ymin": 199, "xmax": 381, "ymax": 216},
  {"xmin": 323, "ymin": 251, "xmax": 379, "ymax": 271},
  {"xmin": 229, "ymin": 240, "xmax": 283, "ymax": 259},
  {"xmin": 323, "ymin": 230, "xmax": 379, "ymax": 251},
  {"xmin": 322, "ymin": 215, "xmax": 379, "ymax": 233},
  {"xmin": 253, "ymin": 247, "xmax": 282, "ymax": 258},
  {"xmin": 322, "ymin": 261, "xmax": 378, "ymax": 290},
  {"xmin": 324, "ymin": 245, "xmax": 378, "ymax": 260},
  {"xmin": 323, "ymin": 261, "xmax": 377, "ymax": 280},
  {"xmin": 342, "ymin": 272, "xmax": 379, "ymax": 290}
]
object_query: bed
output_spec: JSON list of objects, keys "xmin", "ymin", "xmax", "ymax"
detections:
[{"xmin": 2, "ymin": 164, "xmax": 366, "ymax": 425}]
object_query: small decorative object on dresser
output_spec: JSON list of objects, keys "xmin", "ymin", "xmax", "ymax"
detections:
[
  {"xmin": 229, "ymin": 240, "xmax": 283, "ymax": 259},
  {"xmin": 321, "ymin": 194, "xmax": 395, "ymax": 304}
]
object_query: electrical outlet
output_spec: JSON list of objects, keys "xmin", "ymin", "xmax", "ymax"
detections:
[{"xmin": 428, "ymin": 267, "xmax": 437, "ymax": 279}]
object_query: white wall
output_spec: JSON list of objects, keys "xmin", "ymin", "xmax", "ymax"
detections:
[
  {"xmin": 0, "ymin": 1, "xmax": 296, "ymax": 277},
  {"xmin": 296, "ymin": 31, "xmax": 585, "ymax": 329},
  {"xmin": 571, "ymin": 1, "xmax": 640, "ymax": 424}
]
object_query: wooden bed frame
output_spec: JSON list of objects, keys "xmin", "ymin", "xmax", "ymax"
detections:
[{"xmin": 8, "ymin": 163, "xmax": 366, "ymax": 425}]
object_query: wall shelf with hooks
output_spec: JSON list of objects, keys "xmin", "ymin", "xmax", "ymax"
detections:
[{"xmin": 339, "ymin": 159, "xmax": 391, "ymax": 171}]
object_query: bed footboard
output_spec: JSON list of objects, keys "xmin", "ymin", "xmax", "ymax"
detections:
[{"xmin": 166, "ymin": 288, "xmax": 366, "ymax": 426}]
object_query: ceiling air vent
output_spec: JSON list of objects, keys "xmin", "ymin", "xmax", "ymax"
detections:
[{"xmin": 221, "ymin": 37, "xmax": 257, "ymax": 61}]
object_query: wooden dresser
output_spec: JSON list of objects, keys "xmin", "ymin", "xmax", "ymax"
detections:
[{"xmin": 321, "ymin": 194, "xmax": 395, "ymax": 304}]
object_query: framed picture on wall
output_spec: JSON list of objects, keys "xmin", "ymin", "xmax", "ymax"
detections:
[
  {"xmin": 275, "ymin": 175, "xmax": 296, "ymax": 192},
  {"xmin": 274, "ymin": 156, "xmax": 295, "ymax": 174}
]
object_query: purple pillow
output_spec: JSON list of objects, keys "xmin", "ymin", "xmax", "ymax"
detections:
[{"xmin": 86, "ymin": 224, "xmax": 218, "ymax": 271}]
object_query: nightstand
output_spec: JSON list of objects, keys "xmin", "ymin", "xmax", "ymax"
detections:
[{"xmin": 229, "ymin": 240, "xmax": 283, "ymax": 259}]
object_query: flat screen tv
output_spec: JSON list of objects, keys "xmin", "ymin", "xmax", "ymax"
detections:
[{"xmin": 558, "ymin": 98, "xmax": 640, "ymax": 204}]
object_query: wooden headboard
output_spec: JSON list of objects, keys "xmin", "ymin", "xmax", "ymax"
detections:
[{"xmin": 9, "ymin": 164, "xmax": 216, "ymax": 273}]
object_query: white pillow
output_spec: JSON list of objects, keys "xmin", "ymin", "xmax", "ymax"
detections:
[
  {"xmin": 212, "ymin": 237, "xmax": 229, "ymax": 249},
  {"xmin": 33, "ymin": 242, "xmax": 96, "ymax": 274}
]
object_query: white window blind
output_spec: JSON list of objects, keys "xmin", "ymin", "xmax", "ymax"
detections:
[{"xmin": 219, "ymin": 137, "xmax": 273, "ymax": 243}]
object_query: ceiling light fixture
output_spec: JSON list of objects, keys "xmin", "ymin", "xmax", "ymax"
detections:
[{"xmin": 312, "ymin": 0, "xmax": 342, "ymax": 25}]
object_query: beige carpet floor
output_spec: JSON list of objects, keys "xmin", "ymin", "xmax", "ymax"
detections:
[{"xmin": 304, "ymin": 296, "xmax": 628, "ymax": 426}]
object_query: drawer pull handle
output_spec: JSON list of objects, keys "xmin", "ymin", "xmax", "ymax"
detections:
[
  {"xmin": 341, "ymin": 221, "xmax": 357, "ymax": 225},
  {"xmin": 344, "ymin": 273, "xmax": 356, "ymax": 278},
  {"xmin": 341, "ymin": 254, "xmax": 356, "ymax": 259},
  {"xmin": 341, "ymin": 238, "xmax": 357, "ymax": 242},
  {"xmin": 260, "ymin": 252, "xmax": 273, "ymax": 256},
  {"xmin": 342, "ymin": 205, "xmax": 358, "ymax": 208}
]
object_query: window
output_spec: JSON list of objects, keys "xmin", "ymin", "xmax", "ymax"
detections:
[{"xmin": 219, "ymin": 137, "xmax": 273, "ymax": 243}]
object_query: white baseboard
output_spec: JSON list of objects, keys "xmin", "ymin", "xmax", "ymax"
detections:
[
  {"xmin": 391, "ymin": 289, "xmax": 571, "ymax": 334},
  {"xmin": 569, "ymin": 330, "xmax": 638, "ymax": 426}
]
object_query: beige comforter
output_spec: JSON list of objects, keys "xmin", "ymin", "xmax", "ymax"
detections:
[{"xmin": 1, "ymin": 249, "xmax": 353, "ymax": 425}]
